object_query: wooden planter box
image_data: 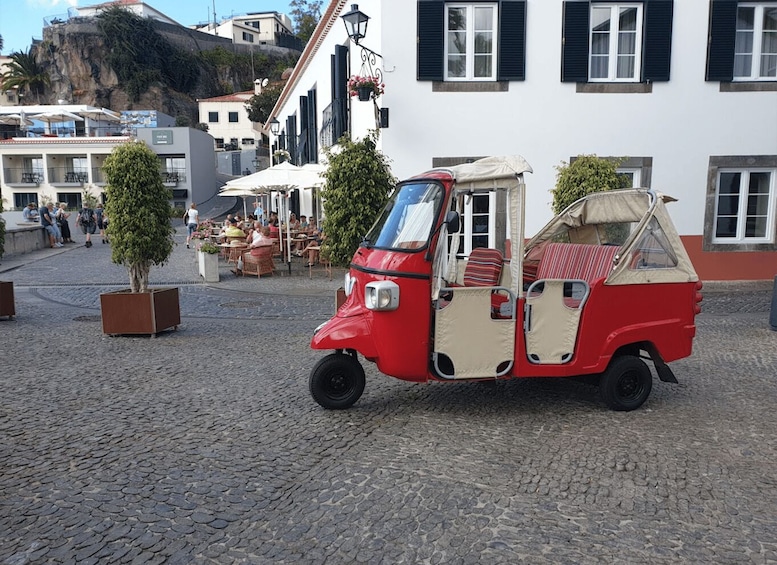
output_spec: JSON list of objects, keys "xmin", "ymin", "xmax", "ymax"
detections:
[
  {"xmin": 0, "ymin": 281, "xmax": 15, "ymax": 320},
  {"xmin": 100, "ymin": 287, "xmax": 180, "ymax": 335}
]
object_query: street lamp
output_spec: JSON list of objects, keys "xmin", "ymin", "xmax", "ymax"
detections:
[{"xmin": 341, "ymin": 4, "xmax": 369, "ymax": 45}]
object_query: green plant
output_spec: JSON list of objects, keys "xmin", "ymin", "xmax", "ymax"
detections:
[
  {"xmin": 81, "ymin": 191, "xmax": 99, "ymax": 209},
  {"xmin": 0, "ymin": 47, "xmax": 50, "ymax": 103},
  {"xmin": 322, "ymin": 131, "xmax": 396, "ymax": 266},
  {"xmin": 103, "ymin": 141, "xmax": 175, "ymax": 293},
  {"xmin": 198, "ymin": 241, "xmax": 219, "ymax": 254},
  {"xmin": 551, "ymin": 155, "xmax": 629, "ymax": 214}
]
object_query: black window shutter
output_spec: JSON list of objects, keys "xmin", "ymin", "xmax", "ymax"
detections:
[
  {"xmin": 418, "ymin": 0, "xmax": 444, "ymax": 81},
  {"xmin": 643, "ymin": 1, "xmax": 673, "ymax": 81},
  {"xmin": 498, "ymin": 1, "xmax": 527, "ymax": 81},
  {"xmin": 334, "ymin": 44, "xmax": 348, "ymax": 141},
  {"xmin": 307, "ymin": 88, "xmax": 318, "ymax": 163},
  {"xmin": 561, "ymin": 1, "xmax": 590, "ymax": 82},
  {"xmin": 299, "ymin": 95, "xmax": 309, "ymax": 164},
  {"xmin": 706, "ymin": 0, "xmax": 737, "ymax": 81},
  {"xmin": 286, "ymin": 115, "xmax": 297, "ymax": 164}
]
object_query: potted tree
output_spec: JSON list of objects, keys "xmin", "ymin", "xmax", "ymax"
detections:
[
  {"xmin": 0, "ymin": 198, "xmax": 15, "ymax": 320},
  {"xmin": 99, "ymin": 141, "xmax": 179, "ymax": 335}
]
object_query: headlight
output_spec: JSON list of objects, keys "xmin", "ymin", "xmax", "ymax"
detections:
[
  {"xmin": 344, "ymin": 272, "xmax": 356, "ymax": 296},
  {"xmin": 364, "ymin": 281, "xmax": 400, "ymax": 311}
]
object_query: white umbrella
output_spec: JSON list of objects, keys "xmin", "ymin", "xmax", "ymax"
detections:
[
  {"xmin": 221, "ymin": 161, "xmax": 326, "ymax": 272},
  {"xmin": 0, "ymin": 113, "xmax": 33, "ymax": 126},
  {"xmin": 218, "ymin": 186, "xmax": 256, "ymax": 218},
  {"xmin": 76, "ymin": 107, "xmax": 121, "ymax": 136},
  {"xmin": 30, "ymin": 109, "xmax": 84, "ymax": 134}
]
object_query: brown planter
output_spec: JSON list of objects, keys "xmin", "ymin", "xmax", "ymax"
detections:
[
  {"xmin": 100, "ymin": 287, "xmax": 180, "ymax": 336},
  {"xmin": 0, "ymin": 281, "xmax": 15, "ymax": 320}
]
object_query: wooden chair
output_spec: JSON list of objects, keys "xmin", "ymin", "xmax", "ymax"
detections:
[{"xmin": 242, "ymin": 246, "xmax": 274, "ymax": 278}]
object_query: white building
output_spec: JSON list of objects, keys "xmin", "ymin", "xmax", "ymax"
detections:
[
  {"xmin": 0, "ymin": 105, "xmax": 216, "ymax": 212},
  {"xmin": 76, "ymin": 0, "xmax": 180, "ymax": 25},
  {"xmin": 268, "ymin": 0, "xmax": 777, "ymax": 282},
  {"xmin": 193, "ymin": 12, "xmax": 294, "ymax": 47}
]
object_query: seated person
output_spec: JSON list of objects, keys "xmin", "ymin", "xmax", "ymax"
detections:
[
  {"xmin": 288, "ymin": 213, "xmax": 300, "ymax": 231},
  {"xmin": 248, "ymin": 224, "xmax": 272, "ymax": 248},
  {"xmin": 299, "ymin": 215, "xmax": 309, "ymax": 230},
  {"xmin": 300, "ymin": 228, "xmax": 325, "ymax": 267},
  {"xmin": 223, "ymin": 218, "xmax": 245, "ymax": 238},
  {"xmin": 23, "ymin": 202, "xmax": 39, "ymax": 222}
]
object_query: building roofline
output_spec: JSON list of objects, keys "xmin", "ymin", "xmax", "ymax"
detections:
[{"xmin": 267, "ymin": 0, "xmax": 348, "ymax": 133}]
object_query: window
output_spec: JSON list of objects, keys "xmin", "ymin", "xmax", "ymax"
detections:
[
  {"xmin": 215, "ymin": 138, "xmax": 224, "ymax": 149},
  {"xmin": 242, "ymin": 31, "xmax": 255, "ymax": 43},
  {"xmin": 455, "ymin": 193, "xmax": 496, "ymax": 254},
  {"xmin": 57, "ymin": 193, "xmax": 81, "ymax": 209},
  {"xmin": 418, "ymin": 0, "xmax": 526, "ymax": 82},
  {"xmin": 13, "ymin": 193, "xmax": 38, "ymax": 209},
  {"xmin": 241, "ymin": 138, "xmax": 255, "ymax": 145},
  {"xmin": 228, "ymin": 112, "xmax": 239, "ymax": 123},
  {"xmin": 714, "ymin": 168, "xmax": 775, "ymax": 243},
  {"xmin": 562, "ymin": 1, "xmax": 673, "ymax": 84},
  {"xmin": 445, "ymin": 3, "xmax": 498, "ymax": 80},
  {"xmin": 734, "ymin": 4, "xmax": 777, "ymax": 80},
  {"xmin": 208, "ymin": 112, "xmax": 218, "ymax": 123},
  {"xmin": 589, "ymin": 4, "xmax": 644, "ymax": 81}
]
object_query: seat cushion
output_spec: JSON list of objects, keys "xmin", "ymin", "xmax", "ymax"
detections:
[{"xmin": 462, "ymin": 248, "xmax": 504, "ymax": 287}]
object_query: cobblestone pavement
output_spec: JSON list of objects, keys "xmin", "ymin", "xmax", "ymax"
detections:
[{"xmin": 1, "ymin": 231, "xmax": 776, "ymax": 564}]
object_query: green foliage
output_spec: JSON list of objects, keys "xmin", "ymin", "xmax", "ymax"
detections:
[
  {"xmin": 551, "ymin": 155, "xmax": 628, "ymax": 214},
  {"xmin": 103, "ymin": 142, "xmax": 175, "ymax": 292},
  {"xmin": 97, "ymin": 7, "xmax": 198, "ymax": 101},
  {"xmin": 245, "ymin": 84, "xmax": 283, "ymax": 123},
  {"xmin": 175, "ymin": 115, "xmax": 191, "ymax": 127},
  {"xmin": 199, "ymin": 242, "xmax": 219, "ymax": 254},
  {"xmin": 81, "ymin": 191, "xmax": 99, "ymax": 209},
  {"xmin": 0, "ymin": 48, "xmax": 50, "ymax": 102},
  {"xmin": 289, "ymin": 0, "xmax": 323, "ymax": 41},
  {"xmin": 322, "ymin": 132, "xmax": 396, "ymax": 266}
]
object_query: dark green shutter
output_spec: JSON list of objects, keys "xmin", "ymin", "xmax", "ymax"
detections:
[
  {"xmin": 498, "ymin": 1, "xmax": 527, "ymax": 81},
  {"xmin": 307, "ymin": 88, "xmax": 318, "ymax": 163},
  {"xmin": 706, "ymin": 0, "xmax": 737, "ymax": 81},
  {"xmin": 418, "ymin": 0, "xmax": 444, "ymax": 81},
  {"xmin": 643, "ymin": 1, "xmax": 673, "ymax": 81},
  {"xmin": 333, "ymin": 45, "xmax": 348, "ymax": 141},
  {"xmin": 561, "ymin": 1, "xmax": 590, "ymax": 82}
]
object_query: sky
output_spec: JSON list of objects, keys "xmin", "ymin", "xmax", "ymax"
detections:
[{"xmin": 0, "ymin": 0, "xmax": 295, "ymax": 55}]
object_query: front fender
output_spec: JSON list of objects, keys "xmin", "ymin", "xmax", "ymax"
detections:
[{"xmin": 311, "ymin": 313, "xmax": 379, "ymax": 359}]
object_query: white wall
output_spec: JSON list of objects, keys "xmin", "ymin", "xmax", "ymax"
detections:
[{"xmin": 275, "ymin": 0, "xmax": 777, "ymax": 237}]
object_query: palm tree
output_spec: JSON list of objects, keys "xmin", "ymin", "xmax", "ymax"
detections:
[{"xmin": 0, "ymin": 48, "xmax": 50, "ymax": 103}]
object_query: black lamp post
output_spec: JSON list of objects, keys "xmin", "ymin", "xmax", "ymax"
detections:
[{"xmin": 341, "ymin": 4, "xmax": 370, "ymax": 45}]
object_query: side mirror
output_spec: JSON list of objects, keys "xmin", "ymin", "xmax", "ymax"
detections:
[{"xmin": 445, "ymin": 210, "xmax": 460, "ymax": 233}]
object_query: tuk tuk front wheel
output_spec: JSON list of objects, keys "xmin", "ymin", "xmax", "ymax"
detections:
[
  {"xmin": 599, "ymin": 355, "xmax": 652, "ymax": 411},
  {"xmin": 309, "ymin": 353, "xmax": 366, "ymax": 409}
]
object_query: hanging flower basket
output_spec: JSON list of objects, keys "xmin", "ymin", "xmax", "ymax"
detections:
[{"xmin": 348, "ymin": 75, "xmax": 384, "ymax": 101}]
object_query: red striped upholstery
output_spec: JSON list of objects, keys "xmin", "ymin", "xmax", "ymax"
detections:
[
  {"xmin": 536, "ymin": 243, "xmax": 618, "ymax": 283},
  {"xmin": 463, "ymin": 248, "xmax": 504, "ymax": 287}
]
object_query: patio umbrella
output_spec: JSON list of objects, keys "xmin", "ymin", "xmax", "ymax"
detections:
[
  {"xmin": 221, "ymin": 162, "xmax": 326, "ymax": 273},
  {"xmin": 30, "ymin": 109, "xmax": 84, "ymax": 134},
  {"xmin": 0, "ymin": 113, "xmax": 33, "ymax": 126},
  {"xmin": 218, "ymin": 186, "xmax": 257, "ymax": 218},
  {"xmin": 76, "ymin": 107, "xmax": 121, "ymax": 136}
]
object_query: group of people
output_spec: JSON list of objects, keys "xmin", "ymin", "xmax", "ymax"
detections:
[{"xmin": 33, "ymin": 201, "xmax": 108, "ymax": 249}]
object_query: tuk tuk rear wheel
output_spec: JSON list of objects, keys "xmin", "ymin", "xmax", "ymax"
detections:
[
  {"xmin": 309, "ymin": 353, "xmax": 366, "ymax": 410},
  {"xmin": 599, "ymin": 355, "xmax": 652, "ymax": 411}
]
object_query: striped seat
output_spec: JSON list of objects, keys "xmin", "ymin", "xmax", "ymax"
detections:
[
  {"xmin": 536, "ymin": 243, "xmax": 618, "ymax": 283},
  {"xmin": 463, "ymin": 248, "xmax": 504, "ymax": 287}
]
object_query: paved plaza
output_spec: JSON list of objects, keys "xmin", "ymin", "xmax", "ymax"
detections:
[{"xmin": 1, "ymin": 228, "xmax": 776, "ymax": 564}]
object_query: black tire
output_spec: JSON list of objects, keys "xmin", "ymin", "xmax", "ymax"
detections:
[
  {"xmin": 599, "ymin": 355, "xmax": 653, "ymax": 411},
  {"xmin": 309, "ymin": 353, "xmax": 366, "ymax": 409}
]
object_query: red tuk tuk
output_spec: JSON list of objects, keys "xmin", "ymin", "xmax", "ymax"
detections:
[{"xmin": 309, "ymin": 156, "xmax": 702, "ymax": 411}]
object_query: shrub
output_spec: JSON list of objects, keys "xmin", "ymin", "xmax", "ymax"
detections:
[{"xmin": 551, "ymin": 155, "xmax": 630, "ymax": 214}]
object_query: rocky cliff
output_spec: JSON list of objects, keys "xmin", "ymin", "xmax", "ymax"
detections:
[{"xmin": 35, "ymin": 17, "xmax": 298, "ymax": 123}]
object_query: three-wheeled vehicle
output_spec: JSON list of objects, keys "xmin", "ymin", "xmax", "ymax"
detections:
[{"xmin": 309, "ymin": 156, "xmax": 703, "ymax": 411}]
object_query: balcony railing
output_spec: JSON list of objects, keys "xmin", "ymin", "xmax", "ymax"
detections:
[
  {"xmin": 48, "ymin": 167, "xmax": 89, "ymax": 185},
  {"xmin": 161, "ymin": 170, "xmax": 186, "ymax": 185},
  {"xmin": 3, "ymin": 168, "xmax": 43, "ymax": 185}
]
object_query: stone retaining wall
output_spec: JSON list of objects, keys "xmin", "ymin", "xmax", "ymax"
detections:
[{"xmin": 2, "ymin": 223, "xmax": 49, "ymax": 257}]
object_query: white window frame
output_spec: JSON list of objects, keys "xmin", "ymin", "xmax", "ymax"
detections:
[
  {"xmin": 617, "ymin": 167, "xmax": 641, "ymax": 187},
  {"xmin": 734, "ymin": 3, "xmax": 777, "ymax": 81},
  {"xmin": 456, "ymin": 192, "xmax": 496, "ymax": 255},
  {"xmin": 713, "ymin": 168, "xmax": 776, "ymax": 244},
  {"xmin": 589, "ymin": 3, "xmax": 644, "ymax": 82},
  {"xmin": 444, "ymin": 3, "xmax": 498, "ymax": 82}
]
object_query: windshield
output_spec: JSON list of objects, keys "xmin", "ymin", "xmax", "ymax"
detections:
[{"xmin": 363, "ymin": 181, "xmax": 445, "ymax": 250}]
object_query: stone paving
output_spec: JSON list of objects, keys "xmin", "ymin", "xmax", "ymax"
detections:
[{"xmin": 1, "ymin": 229, "xmax": 776, "ymax": 564}]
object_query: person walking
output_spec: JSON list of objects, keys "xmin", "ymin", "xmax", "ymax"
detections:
[
  {"xmin": 95, "ymin": 203, "xmax": 108, "ymax": 244},
  {"xmin": 184, "ymin": 202, "xmax": 199, "ymax": 248},
  {"xmin": 77, "ymin": 203, "xmax": 97, "ymax": 248},
  {"xmin": 40, "ymin": 203, "xmax": 62, "ymax": 248},
  {"xmin": 56, "ymin": 203, "xmax": 73, "ymax": 243}
]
